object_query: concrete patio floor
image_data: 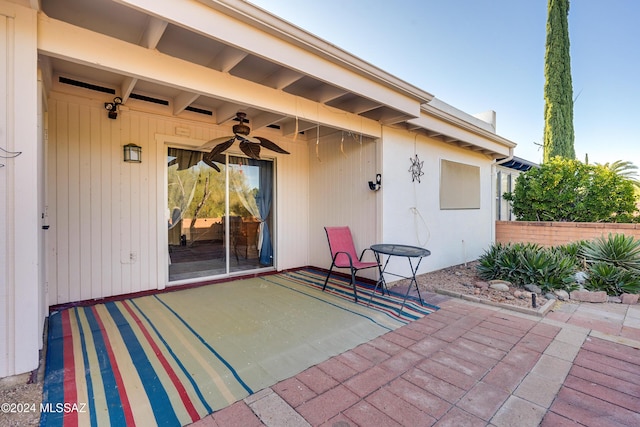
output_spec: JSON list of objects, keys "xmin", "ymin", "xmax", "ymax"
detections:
[{"xmin": 190, "ymin": 294, "xmax": 640, "ymax": 427}]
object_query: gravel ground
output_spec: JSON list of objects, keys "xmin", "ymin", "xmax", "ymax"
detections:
[
  {"xmin": 0, "ymin": 372, "xmax": 42, "ymax": 426},
  {"xmin": 413, "ymin": 260, "xmax": 550, "ymax": 310}
]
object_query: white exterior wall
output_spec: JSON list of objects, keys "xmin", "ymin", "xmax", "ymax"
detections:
[
  {"xmin": 308, "ymin": 132, "xmax": 379, "ymax": 277},
  {"xmin": 0, "ymin": 4, "xmax": 41, "ymax": 377},
  {"xmin": 271, "ymin": 125, "xmax": 310, "ymax": 271},
  {"xmin": 380, "ymin": 127, "xmax": 494, "ymax": 279},
  {"xmin": 46, "ymin": 91, "xmax": 309, "ymax": 305},
  {"xmin": 0, "ymin": 0, "xmax": 515, "ymax": 378}
]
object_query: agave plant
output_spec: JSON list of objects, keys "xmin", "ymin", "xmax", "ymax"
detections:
[
  {"xmin": 477, "ymin": 242, "xmax": 578, "ymax": 292},
  {"xmin": 518, "ymin": 249, "xmax": 577, "ymax": 293},
  {"xmin": 477, "ymin": 243, "xmax": 506, "ymax": 281},
  {"xmin": 585, "ymin": 262, "xmax": 640, "ymax": 296},
  {"xmin": 580, "ymin": 233, "xmax": 640, "ymax": 272},
  {"xmin": 552, "ymin": 240, "xmax": 587, "ymax": 261}
]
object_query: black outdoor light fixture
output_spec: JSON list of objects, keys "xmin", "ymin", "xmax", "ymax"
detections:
[
  {"xmin": 368, "ymin": 173, "xmax": 382, "ymax": 191},
  {"xmin": 104, "ymin": 96, "xmax": 123, "ymax": 119},
  {"xmin": 123, "ymin": 143, "xmax": 142, "ymax": 163}
]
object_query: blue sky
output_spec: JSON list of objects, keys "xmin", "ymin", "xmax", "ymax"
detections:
[{"xmin": 249, "ymin": 0, "xmax": 639, "ymax": 166}]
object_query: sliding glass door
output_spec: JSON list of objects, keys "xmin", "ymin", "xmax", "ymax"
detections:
[{"xmin": 167, "ymin": 148, "xmax": 274, "ymax": 282}]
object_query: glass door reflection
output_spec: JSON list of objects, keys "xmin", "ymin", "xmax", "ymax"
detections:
[{"xmin": 167, "ymin": 148, "xmax": 273, "ymax": 282}]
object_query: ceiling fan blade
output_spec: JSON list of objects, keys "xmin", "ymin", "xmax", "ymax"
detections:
[
  {"xmin": 255, "ymin": 136, "xmax": 290, "ymax": 154},
  {"xmin": 239, "ymin": 140, "xmax": 261, "ymax": 159},
  {"xmin": 198, "ymin": 135, "xmax": 234, "ymax": 150},
  {"xmin": 202, "ymin": 138, "xmax": 235, "ymax": 172},
  {"xmin": 207, "ymin": 137, "xmax": 236, "ymax": 158},
  {"xmin": 208, "ymin": 153, "xmax": 226, "ymax": 164},
  {"xmin": 202, "ymin": 153, "xmax": 221, "ymax": 172},
  {"xmin": 240, "ymin": 135, "xmax": 261, "ymax": 144}
]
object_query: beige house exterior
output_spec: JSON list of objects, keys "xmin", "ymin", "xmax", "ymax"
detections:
[{"xmin": 0, "ymin": 0, "xmax": 516, "ymax": 377}]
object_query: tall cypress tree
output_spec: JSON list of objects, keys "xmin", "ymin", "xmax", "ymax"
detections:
[{"xmin": 543, "ymin": 0, "xmax": 575, "ymax": 162}]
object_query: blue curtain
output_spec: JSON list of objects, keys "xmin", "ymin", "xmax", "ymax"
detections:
[{"xmin": 250, "ymin": 159, "xmax": 273, "ymax": 266}]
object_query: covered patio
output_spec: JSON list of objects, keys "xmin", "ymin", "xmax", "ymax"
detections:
[
  {"xmin": 2, "ymin": 0, "xmax": 515, "ymax": 384},
  {"xmin": 38, "ymin": 280, "xmax": 640, "ymax": 426},
  {"xmin": 40, "ymin": 269, "xmax": 438, "ymax": 425}
]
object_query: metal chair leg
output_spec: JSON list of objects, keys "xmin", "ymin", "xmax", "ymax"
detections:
[
  {"xmin": 350, "ymin": 269, "xmax": 358, "ymax": 302},
  {"xmin": 323, "ymin": 262, "xmax": 335, "ymax": 292}
]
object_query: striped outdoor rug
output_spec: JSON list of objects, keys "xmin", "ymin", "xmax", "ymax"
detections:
[{"xmin": 41, "ymin": 268, "xmax": 437, "ymax": 426}]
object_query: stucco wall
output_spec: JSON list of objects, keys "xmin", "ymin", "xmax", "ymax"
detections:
[
  {"xmin": 380, "ymin": 128, "xmax": 495, "ymax": 279},
  {"xmin": 496, "ymin": 221, "xmax": 640, "ymax": 247}
]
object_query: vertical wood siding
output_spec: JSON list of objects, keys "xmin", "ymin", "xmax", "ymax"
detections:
[
  {"xmin": 47, "ymin": 95, "xmax": 200, "ymax": 304},
  {"xmin": 46, "ymin": 93, "xmax": 312, "ymax": 305},
  {"xmin": 308, "ymin": 132, "xmax": 379, "ymax": 274},
  {"xmin": 0, "ymin": 5, "xmax": 41, "ymax": 377},
  {"xmin": 271, "ymin": 133, "xmax": 311, "ymax": 270}
]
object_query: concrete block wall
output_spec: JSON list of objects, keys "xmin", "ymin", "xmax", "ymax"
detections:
[{"xmin": 495, "ymin": 221, "xmax": 640, "ymax": 247}]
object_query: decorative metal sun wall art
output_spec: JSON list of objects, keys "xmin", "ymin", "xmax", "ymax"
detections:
[{"xmin": 409, "ymin": 153, "xmax": 424, "ymax": 183}]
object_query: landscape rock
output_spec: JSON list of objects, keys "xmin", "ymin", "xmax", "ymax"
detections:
[
  {"xmin": 489, "ymin": 283, "xmax": 510, "ymax": 292},
  {"xmin": 621, "ymin": 293, "xmax": 639, "ymax": 305},
  {"xmin": 570, "ymin": 290, "xmax": 607, "ymax": 303},
  {"xmin": 554, "ymin": 290, "xmax": 569, "ymax": 301},
  {"xmin": 545, "ymin": 292, "xmax": 556, "ymax": 300},
  {"xmin": 474, "ymin": 281, "xmax": 489, "ymax": 289},
  {"xmin": 489, "ymin": 279, "xmax": 511, "ymax": 286},
  {"xmin": 574, "ymin": 271, "xmax": 588, "ymax": 285},
  {"xmin": 524, "ymin": 284, "xmax": 542, "ymax": 294},
  {"xmin": 608, "ymin": 296, "xmax": 622, "ymax": 303}
]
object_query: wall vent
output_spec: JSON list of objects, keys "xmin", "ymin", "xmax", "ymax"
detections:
[
  {"xmin": 185, "ymin": 106, "xmax": 213, "ymax": 116},
  {"xmin": 58, "ymin": 77, "xmax": 213, "ymax": 116},
  {"xmin": 59, "ymin": 77, "xmax": 116, "ymax": 94},
  {"xmin": 129, "ymin": 93, "xmax": 169, "ymax": 105}
]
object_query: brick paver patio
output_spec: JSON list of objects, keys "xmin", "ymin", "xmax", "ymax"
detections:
[{"xmin": 193, "ymin": 296, "xmax": 640, "ymax": 427}]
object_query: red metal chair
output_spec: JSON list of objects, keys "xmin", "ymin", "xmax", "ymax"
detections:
[{"xmin": 323, "ymin": 226, "xmax": 378, "ymax": 302}]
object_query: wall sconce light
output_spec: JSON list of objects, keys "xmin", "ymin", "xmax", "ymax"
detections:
[
  {"xmin": 368, "ymin": 173, "xmax": 382, "ymax": 191},
  {"xmin": 104, "ymin": 96, "xmax": 123, "ymax": 119},
  {"xmin": 123, "ymin": 143, "xmax": 142, "ymax": 163}
]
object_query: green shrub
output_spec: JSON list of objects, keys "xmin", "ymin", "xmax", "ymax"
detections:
[
  {"xmin": 477, "ymin": 242, "xmax": 541, "ymax": 283},
  {"xmin": 503, "ymin": 157, "xmax": 638, "ymax": 222},
  {"xmin": 477, "ymin": 234, "xmax": 640, "ymax": 296},
  {"xmin": 477, "ymin": 243, "xmax": 507, "ymax": 281},
  {"xmin": 585, "ymin": 262, "xmax": 640, "ymax": 296},
  {"xmin": 517, "ymin": 248, "xmax": 577, "ymax": 293},
  {"xmin": 477, "ymin": 242, "xmax": 577, "ymax": 293},
  {"xmin": 580, "ymin": 233, "xmax": 640, "ymax": 295},
  {"xmin": 580, "ymin": 233, "xmax": 640, "ymax": 271},
  {"xmin": 552, "ymin": 240, "xmax": 588, "ymax": 262}
]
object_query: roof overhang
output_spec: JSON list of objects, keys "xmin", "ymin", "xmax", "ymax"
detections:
[
  {"xmin": 403, "ymin": 99, "xmax": 516, "ymax": 159},
  {"xmin": 34, "ymin": 0, "xmax": 517, "ymax": 155}
]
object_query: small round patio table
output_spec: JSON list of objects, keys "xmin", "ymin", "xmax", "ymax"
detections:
[{"xmin": 368, "ymin": 243, "xmax": 431, "ymax": 314}]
